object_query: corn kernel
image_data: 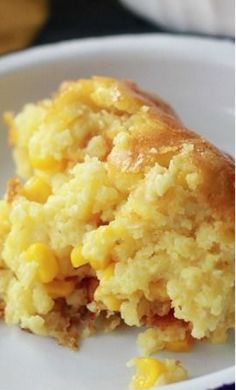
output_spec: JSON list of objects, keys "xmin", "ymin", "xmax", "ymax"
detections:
[
  {"xmin": 102, "ymin": 263, "xmax": 115, "ymax": 280},
  {"xmin": 45, "ymin": 279, "xmax": 75, "ymax": 298},
  {"xmin": 83, "ymin": 226, "xmax": 115, "ymax": 270},
  {"xmin": 24, "ymin": 242, "xmax": 59, "ymax": 283},
  {"xmin": 130, "ymin": 358, "xmax": 166, "ymax": 389},
  {"xmin": 103, "ymin": 295, "xmax": 122, "ymax": 311},
  {"xmin": 22, "ymin": 176, "xmax": 51, "ymax": 203},
  {"xmin": 30, "ymin": 155, "xmax": 66, "ymax": 172},
  {"xmin": 71, "ymin": 246, "xmax": 88, "ymax": 268},
  {"xmin": 89, "ymin": 257, "xmax": 111, "ymax": 271},
  {"xmin": 165, "ymin": 335, "xmax": 193, "ymax": 352}
]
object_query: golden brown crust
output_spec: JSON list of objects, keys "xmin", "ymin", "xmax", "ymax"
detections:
[
  {"xmin": 190, "ymin": 140, "xmax": 234, "ymax": 223},
  {"xmin": 90, "ymin": 77, "xmax": 234, "ymax": 223},
  {"xmin": 123, "ymin": 80, "xmax": 181, "ymax": 122}
]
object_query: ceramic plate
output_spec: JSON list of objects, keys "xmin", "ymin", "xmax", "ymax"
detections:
[{"xmin": 0, "ymin": 34, "xmax": 234, "ymax": 390}]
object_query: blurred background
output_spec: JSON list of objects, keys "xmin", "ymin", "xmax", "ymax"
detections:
[{"xmin": 0, "ymin": 0, "xmax": 234, "ymax": 56}]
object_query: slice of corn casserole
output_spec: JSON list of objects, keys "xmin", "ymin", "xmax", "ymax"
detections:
[{"xmin": 0, "ymin": 77, "xmax": 234, "ymax": 363}]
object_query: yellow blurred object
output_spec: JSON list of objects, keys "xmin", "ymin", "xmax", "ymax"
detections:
[
  {"xmin": 130, "ymin": 358, "xmax": 165, "ymax": 389},
  {"xmin": 165, "ymin": 335, "xmax": 193, "ymax": 352},
  {"xmin": 22, "ymin": 176, "xmax": 51, "ymax": 203},
  {"xmin": 45, "ymin": 280, "xmax": 76, "ymax": 298},
  {"xmin": 0, "ymin": 0, "xmax": 48, "ymax": 55},
  {"xmin": 24, "ymin": 242, "xmax": 59, "ymax": 283},
  {"xmin": 70, "ymin": 246, "xmax": 88, "ymax": 268}
]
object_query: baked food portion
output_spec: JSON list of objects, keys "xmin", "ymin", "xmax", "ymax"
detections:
[{"xmin": 0, "ymin": 77, "xmax": 234, "ymax": 355}]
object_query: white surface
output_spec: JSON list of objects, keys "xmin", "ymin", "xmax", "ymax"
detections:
[
  {"xmin": 121, "ymin": 0, "xmax": 235, "ymax": 37},
  {"xmin": 0, "ymin": 35, "xmax": 234, "ymax": 390}
]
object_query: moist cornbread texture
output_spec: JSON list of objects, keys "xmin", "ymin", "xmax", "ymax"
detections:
[{"xmin": 0, "ymin": 77, "xmax": 234, "ymax": 367}]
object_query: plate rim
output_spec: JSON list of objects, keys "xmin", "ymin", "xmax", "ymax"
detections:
[
  {"xmin": 0, "ymin": 33, "xmax": 234, "ymax": 77},
  {"xmin": 164, "ymin": 366, "xmax": 235, "ymax": 389}
]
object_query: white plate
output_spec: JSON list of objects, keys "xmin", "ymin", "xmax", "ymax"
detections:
[
  {"xmin": 121, "ymin": 0, "xmax": 235, "ymax": 37},
  {"xmin": 0, "ymin": 35, "xmax": 234, "ymax": 390}
]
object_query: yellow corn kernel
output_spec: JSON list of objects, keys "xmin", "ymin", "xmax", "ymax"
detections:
[
  {"xmin": 24, "ymin": 243, "xmax": 59, "ymax": 283},
  {"xmin": 22, "ymin": 176, "xmax": 51, "ymax": 203},
  {"xmin": 165, "ymin": 335, "xmax": 193, "ymax": 352},
  {"xmin": 89, "ymin": 257, "xmax": 111, "ymax": 271},
  {"xmin": 70, "ymin": 246, "xmax": 88, "ymax": 268},
  {"xmin": 103, "ymin": 295, "xmax": 122, "ymax": 311},
  {"xmin": 131, "ymin": 358, "xmax": 166, "ymax": 390},
  {"xmin": 45, "ymin": 280, "xmax": 76, "ymax": 298},
  {"xmin": 30, "ymin": 155, "xmax": 66, "ymax": 172},
  {"xmin": 102, "ymin": 263, "xmax": 115, "ymax": 280},
  {"xmin": 83, "ymin": 226, "xmax": 115, "ymax": 270}
]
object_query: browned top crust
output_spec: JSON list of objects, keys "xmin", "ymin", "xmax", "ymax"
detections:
[{"xmin": 83, "ymin": 77, "xmax": 234, "ymax": 223}]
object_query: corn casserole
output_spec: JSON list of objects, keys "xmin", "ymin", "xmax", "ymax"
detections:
[{"xmin": 0, "ymin": 76, "xmax": 234, "ymax": 388}]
